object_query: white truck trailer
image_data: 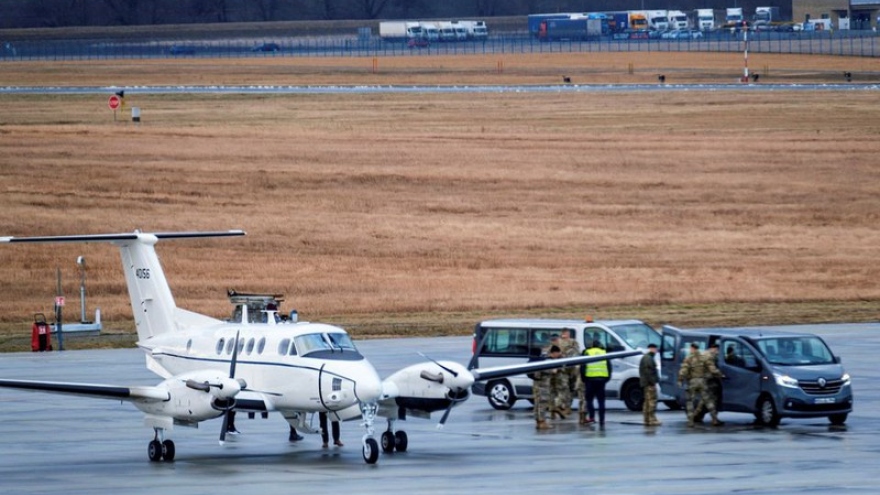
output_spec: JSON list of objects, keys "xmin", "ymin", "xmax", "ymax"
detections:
[{"xmin": 379, "ymin": 21, "xmax": 422, "ymax": 42}]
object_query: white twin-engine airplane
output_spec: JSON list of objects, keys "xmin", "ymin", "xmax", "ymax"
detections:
[{"xmin": 0, "ymin": 231, "xmax": 640, "ymax": 464}]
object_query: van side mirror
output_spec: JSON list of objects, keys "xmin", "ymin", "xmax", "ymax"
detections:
[{"xmin": 834, "ymin": 355, "xmax": 842, "ymax": 364}]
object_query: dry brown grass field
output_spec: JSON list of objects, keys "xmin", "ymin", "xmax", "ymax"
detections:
[{"xmin": 1, "ymin": 52, "xmax": 879, "ymax": 351}]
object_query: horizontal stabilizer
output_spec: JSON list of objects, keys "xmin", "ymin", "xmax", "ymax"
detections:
[{"xmin": 0, "ymin": 230, "xmax": 245, "ymax": 244}]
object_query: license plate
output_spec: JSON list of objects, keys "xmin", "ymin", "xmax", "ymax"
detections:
[{"xmin": 814, "ymin": 398, "xmax": 836, "ymax": 404}]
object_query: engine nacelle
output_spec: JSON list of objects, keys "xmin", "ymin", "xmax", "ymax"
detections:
[
  {"xmin": 382, "ymin": 361, "xmax": 474, "ymax": 413},
  {"xmin": 133, "ymin": 371, "xmax": 244, "ymax": 423}
]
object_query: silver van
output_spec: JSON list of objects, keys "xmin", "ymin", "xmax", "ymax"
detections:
[
  {"xmin": 470, "ymin": 318, "xmax": 663, "ymax": 411},
  {"xmin": 659, "ymin": 325, "xmax": 853, "ymax": 426}
]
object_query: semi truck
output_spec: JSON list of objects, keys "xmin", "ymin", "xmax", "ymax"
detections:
[
  {"xmin": 437, "ymin": 21, "xmax": 457, "ymax": 41},
  {"xmin": 695, "ymin": 9, "xmax": 716, "ymax": 30},
  {"xmin": 753, "ymin": 6, "xmax": 781, "ymax": 28},
  {"xmin": 378, "ymin": 21, "xmax": 422, "ymax": 41},
  {"xmin": 667, "ymin": 10, "xmax": 689, "ymax": 30},
  {"xmin": 606, "ymin": 11, "xmax": 630, "ymax": 32},
  {"xmin": 724, "ymin": 7, "xmax": 744, "ymax": 28},
  {"xmin": 647, "ymin": 10, "xmax": 670, "ymax": 31},
  {"xmin": 537, "ymin": 17, "xmax": 603, "ymax": 41},
  {"xmin": 628, "ymin": 10, "xmax": 649, "ymax": 31},
  {"xmin": 452, "ymin": 20, "xmax": 488, "ymax": 39},
  {"xmin": 528, "ymin": 13, "xmax": 575, "ymax": 38},
  {"xmin": 419, "ymin": 22, "xmax": 439, "ymax": 41}
]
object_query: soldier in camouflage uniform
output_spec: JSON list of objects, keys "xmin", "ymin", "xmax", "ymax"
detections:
[
  {"xmin": 639, "ymin": 343, "xmax": 662, "ymax": 426},
  {"xmin": 678, "ymin": 342, "xmax": 724, "ymax": 427},
  {"xmin": 705, "ymin": 343, "xmax": 723, "ymax": 416},
  {"xmin": 558, "ymin": 329, "xmax": 581, "ymax": 415},
  {"xmin": 529, "ymin": 345, "xmax": 561, "ymax": 430},
  {"xmin": 533, "ymin": 345, "xmax": 563, "ymax": 429}
]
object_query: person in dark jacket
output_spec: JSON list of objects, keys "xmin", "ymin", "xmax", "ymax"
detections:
[{"xmin": 640, "ymin": 343, "xmax": 662, "ymax": 426}]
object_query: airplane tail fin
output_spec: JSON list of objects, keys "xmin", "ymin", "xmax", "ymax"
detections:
[{"xmin": 1, "ymin": 231, "xmax": 244, "ymax": 341}]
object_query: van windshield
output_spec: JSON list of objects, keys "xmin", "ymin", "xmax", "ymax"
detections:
[
  {"xmin": 610, "ymin": 323, "xmax": 661, "ymax": 349},
  {"xmin": 753, "ymin": 336, "xmax": 835, "ymax": 365}
]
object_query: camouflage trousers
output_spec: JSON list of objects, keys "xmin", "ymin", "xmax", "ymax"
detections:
[
  {"xmin": 551, "ymin": 370, "xmax": 571, "ymax": 412},
  {"xmin": 642, "ymin": 384, "xmax": 659, "ymax": 424},
  {"xmin": 533, "ymin": 376, "xmax": 552, "ymax": 422},
  {"xmin": 686, "ymin": 377, "xmax": 718, "ymax": 422}
]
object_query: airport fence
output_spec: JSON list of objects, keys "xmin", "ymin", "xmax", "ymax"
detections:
[{"xmin": 2, "ymin": 30, "xmax": 879, "ymax": 61}]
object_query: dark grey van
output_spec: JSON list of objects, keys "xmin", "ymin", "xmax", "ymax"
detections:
[{"xmin": 659, "ymin": 325, "xmax": 852, "ymax": 426}]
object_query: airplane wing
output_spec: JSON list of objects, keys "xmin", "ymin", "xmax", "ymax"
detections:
[
  {"xmin": 377, "ymin": 349, "xmax": 643, "ymax": 424},
  {"xmin": 0, "ymin": 379, "xmax": 170, "ymax": 402},
  {"xmin": 470, "ymin": 349, "xmax": 643, "ymax": 381}
]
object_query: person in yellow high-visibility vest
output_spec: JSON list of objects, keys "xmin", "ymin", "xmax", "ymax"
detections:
[{"xmin": 581, "ymin": 339, "xmax": 612, "ymax": 426}]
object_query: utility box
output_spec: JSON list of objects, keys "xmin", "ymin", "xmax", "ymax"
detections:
[{"xmin": 31, "ymin": 313, "xmax": 53, "ymax": 352}]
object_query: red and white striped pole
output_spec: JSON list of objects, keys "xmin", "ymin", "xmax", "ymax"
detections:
[{"xmin": 742, "ymin": 21, "xmax": 749, "ymax": 83}]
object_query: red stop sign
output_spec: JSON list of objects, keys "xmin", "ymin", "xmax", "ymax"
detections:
[{"xmin": 108, "ymin": 95, "xmax": 120, "ymax": 110}]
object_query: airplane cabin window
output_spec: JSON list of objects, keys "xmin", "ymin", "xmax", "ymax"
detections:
[
  {"xmin": 256, "ymin": 337, "xmax": 266, "ymax": 354},
  {"xmin": 226, "ymin": 339, "xmax": 235, "ymax": 355},
  {"xmin": 278, "ymin": 338, "xmax": 291, "ymax": 355},
  {"xmin": 216, "ymin": 338, "xmax": 225, "ymax": 355},
  {"xmin": 245, "ymin": 338, "xmax": 255, "ymax": 355}
]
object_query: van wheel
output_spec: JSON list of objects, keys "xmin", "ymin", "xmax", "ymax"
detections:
[
  {"xmin": 486, "ymin": 380, "xmax": 515, "ymax": 410},
  {"xmin": 622, "ymin": 380, "xmax": 643, "ymax": 411},
  {"xmin": 829, "ymin": 413, "xmax": 848, "ymax": 426},
  {"xmin": 756, "ymin": 396, "xmax": 780, "ymax": 427},
  {"xmin": 663, "ymin": 400, "xmax": 682, "ymax": 410}
]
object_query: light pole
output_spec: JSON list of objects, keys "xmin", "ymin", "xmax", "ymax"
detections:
[{"xmin": 77, "ymin": 256, "xmax": 87, "ymax": 323}]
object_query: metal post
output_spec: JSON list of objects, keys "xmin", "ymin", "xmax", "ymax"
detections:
[
  {"xmin": 55, "ymin": 268, "xmax": 64, "ymax": 351},
  {"xmin": 77, "ymin": 256, "xmax": 86, "ymax": 322},
  {"xmin": 742, "ymin": 21, "xmax": 749, "ymax": 82}
]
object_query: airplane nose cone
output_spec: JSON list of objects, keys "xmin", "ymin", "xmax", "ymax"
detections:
[{"xmin": 356, "ymin": 367, "xmax": 384, "ymax": 403}]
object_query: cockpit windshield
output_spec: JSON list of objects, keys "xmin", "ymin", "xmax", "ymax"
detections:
[
  {"xmin": 754, "ymin": 336, "xmax": 835, "ymax": 366},
  {"xmin": 294, "ymin": 332, "xmax": 362, "ymax": 360}
]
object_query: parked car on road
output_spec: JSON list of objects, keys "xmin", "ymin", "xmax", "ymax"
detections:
[
  {"xmin": 663, "ymin": 29, "xmax": 704, "ymax": 39},
  {"xmin": 252, "ymin": 42, "xmax": 280, "ymax": 52},
  {"xmin": 169, "ymin": 45, "xmax": 196, "ymax": 55},
  {"xmin": 407, "ymin": 38, "xmax": 430, "ymax": 49}
]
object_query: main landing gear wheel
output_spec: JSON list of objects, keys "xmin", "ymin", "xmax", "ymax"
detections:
[
  {"xmin": 148, "ymin": 439, "xmax": 176, "ymax": 462},
  {"xmin": 394, "ymin": 430, "xmax": 408, "ymax": 452},
  {"xmin": 381, "ymin": 431, "xmax": 396, "ymax": 453},
  {"xmin": 161, "ymin": 439, "xmax": 176, "ymax": 462},
  {"xmin": 148, "ymin": 440, "xmax": 163, "ymax": 462},
  {"xmin": 363, "ymin": 437, "xmax": 379, "ymax": 464}
]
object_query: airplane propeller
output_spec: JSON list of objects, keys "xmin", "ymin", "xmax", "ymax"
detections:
[
  {"xmin": 219, "ymin": 331, "xmax": 241, "ymax": 445},
  {"xmin": 418, "ymin": 352, "xmax": 459, "ymax": 377},
  {"xmin": 415, "ymin": 355, "xmax": 474, "ymax": 430}
]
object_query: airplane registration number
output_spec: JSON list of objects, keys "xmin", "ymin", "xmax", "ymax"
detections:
[
  {"xmin": 136, "ymin": 268, "xmax": 151, "ymax": 279},
  {"xmin": 814, "ymin": 398, "xmax": 836, "ymax": 404}
]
